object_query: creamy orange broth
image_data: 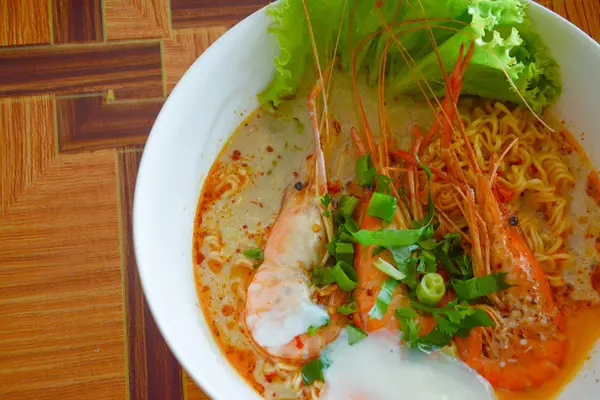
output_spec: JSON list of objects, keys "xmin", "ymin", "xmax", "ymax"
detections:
[{"xmin": 193, "ymin": 75, "xmax": 600, "ymax": 399}]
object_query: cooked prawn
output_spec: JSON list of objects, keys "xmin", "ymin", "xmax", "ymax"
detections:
[
  {"xmin": 244, "ymin": 67, "xmax": 346, "ymax": 361},
  {"xmin": 392, "ymin": 43, "xmax": 567, "ymax": 390}
]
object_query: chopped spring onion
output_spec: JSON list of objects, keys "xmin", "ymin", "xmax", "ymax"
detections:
[
  {"xmin": 356, "ymin": 154, "xmax": 376, "ymax": 187},
  {"xmin": 452, "ymin": 272, "xmax": 512, "ymax": 301},
  {"xmin": 351, "ymin": 227, "xmax": 426, "ymax": 247},
  {"xmin": 367, "ymin": 192, "xmax": 397, "ymax": 222},
  {"xmin": 347, "ymin": 324, "xmax": 368, "ymax": 345},
  {"xmin": 373, "ymin": 258, "xmax": 406, "ymax": 281},
  {"xmin": 368, "ymin": 278, "xmax": 398, "ymax": 320},
  {"xmin": 301, "ymin": 359, "xmax": 324, "ymax": 384},
  {"xmin": 312, "ymin": 266, "xmax": 335, "ymax": 286},
  {"xmin": 416, "ymin": 273, "xmax": 446, "ymax": 306},
  {"xmin": 332, "ymin": 261, "xmax": 358, "ymax": 292},
  {"xmin": 307, "ymin": 317, "xmax": 330, "ymax": 337},
  {"xmin": 337, "ymin": 300, "xmax": 358, "ymax": 315},
  {"xmin": 335, "ymin": 242, "xmax": 355, "ymax": 265},
  {"xmin": 339, "ymin": 195, "xmax": 359, "ymax": 217},
  {"xmin": 338, "ymin": 231, "xmax": 357, "ymax": 244},
  {"xmin": 243, "ymin": 248, "xmax": 264, "ymax": 261}
]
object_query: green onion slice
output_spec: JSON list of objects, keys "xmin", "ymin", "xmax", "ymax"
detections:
[
  {"xmin": 416, "ymin": 273, "xmax": 446, "ymax": 306},
  {"xmin": 367, "ymin": 192, "xmax": 397, "ymax": 222},
  {"xmin": 347, "ymin": 324, "xmax": 368, "ymax": 345},
  {"xmin": 373, "ymin": 258, "xmax": 405, "ymax": 281},
  {"xmin": 337, "ymin": 301, "xmax": 358, "ymax": 315},
  {"xmin": 351, "ymin": 227, "xmax": 426, "ymax": 247},
  {"xmin": 335, "ymin": 242, "xmax": 355, "ymax": 266},
  {"xmin": 339, "ymin": 195, "xmax": 359, "ymax": 217},
  {"xmin": 356, "ymin": 154, "xmax": 376, "ymax": 187},
  {"xmin": 332, "ymin": 261, "xmax": 358, "ymax": 292},
  {"xmin": 368, "ymin": 278, "xmax": 399, "ymax": 320}
]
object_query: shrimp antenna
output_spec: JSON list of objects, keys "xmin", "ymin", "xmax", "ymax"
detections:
[{"xmin": 302, "ymin": 0, "xmax": 329, "ymax": 196}]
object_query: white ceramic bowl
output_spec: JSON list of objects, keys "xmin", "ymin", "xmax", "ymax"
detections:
[{"xmin": 133, "ymin": 2, "xmax": 600, "ymax": 399}]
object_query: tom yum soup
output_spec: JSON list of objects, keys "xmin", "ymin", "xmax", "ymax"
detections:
[{"xmin": 193, "ymin": 0, "xmax": 600, "ymax": 399}]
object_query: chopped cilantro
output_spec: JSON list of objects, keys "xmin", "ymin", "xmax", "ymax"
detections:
[{"xmin": 452, "ymin": 272, "xmax": 512, "ymax": 301}]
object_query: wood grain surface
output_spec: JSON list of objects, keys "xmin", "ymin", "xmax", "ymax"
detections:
[{"xmin": 0, "ymin": 1, "xmax": 598, "ymax": 399}]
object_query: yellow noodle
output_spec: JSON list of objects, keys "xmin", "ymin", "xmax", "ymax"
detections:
[{"xmin": 420, "ymin": 100, "xmax": 576, "ymax": 278}]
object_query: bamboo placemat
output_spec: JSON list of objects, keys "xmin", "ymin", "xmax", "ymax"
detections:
[{"xmin": 0, "ymin": 1, "xmax": 598, "ymax": 399}]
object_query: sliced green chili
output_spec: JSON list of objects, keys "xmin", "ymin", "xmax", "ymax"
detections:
[{"xmin": 416, "ymin": 273, "xmax": 446, "ymax": 306}]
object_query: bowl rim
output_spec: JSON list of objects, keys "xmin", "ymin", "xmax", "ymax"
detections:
[{"xmin": 133, "ymin": 1, "xmax": 600, "ymax": 398}]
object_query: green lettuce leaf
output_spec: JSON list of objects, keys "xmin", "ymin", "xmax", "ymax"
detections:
[{"xmin": 258, "ymin": 0, "xmax": 561, "ymax": 112}]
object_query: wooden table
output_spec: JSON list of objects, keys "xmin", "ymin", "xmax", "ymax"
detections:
[{"xmin": 0, "ymin": 1, "xmax": 598, "ymax": 399}]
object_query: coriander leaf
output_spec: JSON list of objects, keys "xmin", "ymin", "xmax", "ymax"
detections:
[
  {"xmin": 321, "ymin": 193, "xmax": 333, "ymax": 208},
  {"xmin": 243, "ymin": 248, "xmax": 264, "ymax": 261},
  {"xmin": 397, "ymin": 313, "xmax": 420, "ymax": 348},
  {"xmin": 452, "ymin": 272, "xmax": 512, "ymax": 301},
  {"xmin": 456, "ymin": 254, "xmax": 473, "ymax": 278},
  {"xmin": 389, "ymin": 246, "xmax": 419, "ymax": 289},
  {"xmin": 435, "ymin": 233, "xmax": 473, "ymax": 279},
  {"xmin": 417, "ymin": 327, "xmax": 453, "ymax": 352},
  {"xmin": 455, "ymin": 308, "xmax": 496, "ymax": 337},
  {"xmin": 396, "ymin": 256, "xmax": 419, "ymax": 290},
  {"xmin": 347, "ymin": 324, "xmax": 368, "ymax": 345},
  {"xmin": 368, "ymin": 278, "xmax": 398, "ymax": 320},
  {"xmin": 301, "ymin": 359, "xmax": 324, "ymax": 385},
  {"xmin": 408, "ymin": 300, "xmax": 496, "ymax": 352},
  {"xmin": 416, "ymin": 250, "xmax": 437, "ymax": 274},
  {"xmin": 395, "ymin": 306, "xmax": 417, "ymax": 319}
]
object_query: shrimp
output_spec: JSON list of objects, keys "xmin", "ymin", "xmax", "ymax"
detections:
[
  {"xmin": 244, "ymin": 68, "xmax": 347, "ymax": 361},
  {"xmin": 244, "ymin": 188, "xmax": 342, "ymax": 360},
  {"xmin": 353, "ymin": 196, "xmax": 407, "ymax": 331},
  {"xmin": 393, "ymin": 43, "xmax": 567, "ymax": 390}
]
